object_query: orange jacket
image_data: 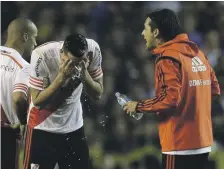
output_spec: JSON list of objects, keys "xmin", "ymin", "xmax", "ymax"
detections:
[{"xmin": 136, "ymin": 34, "xmax": 220, "ymax": 152}]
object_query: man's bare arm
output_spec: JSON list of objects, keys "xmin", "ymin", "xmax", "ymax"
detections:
[
  {"xmin": 82, "ymin": 73, "xmax": 103, "ymax": 100},
  {"xmin": 79, "ymin": 59, "xmax": 103, "ymax": 100},
  {"xmin": 31, "ymin": 60, "xmax": 73, "ymax": 107},
  {"xmin": 12, "ymin": 92, "xmax": 28, "ymax": 124}
]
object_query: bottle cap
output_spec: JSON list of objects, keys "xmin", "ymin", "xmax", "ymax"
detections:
[{"xmin": 115, "ymin": 92, "xmax": 120, "ymax": 97}]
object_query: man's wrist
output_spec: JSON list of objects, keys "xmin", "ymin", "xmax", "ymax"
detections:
[{"xmin": 80, "ymin": 69, "xmax": 88, "ymax": 82}]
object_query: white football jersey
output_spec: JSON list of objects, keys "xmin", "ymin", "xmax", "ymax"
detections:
[
  {"xmin": 0, "ymin": 46, "xmax": 30, "ymax": 125},
  {"xmin": 28, "ymin": 39, "xmax": 103, "ymax": 133}
]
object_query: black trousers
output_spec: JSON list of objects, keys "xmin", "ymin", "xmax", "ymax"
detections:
[
  {"xmin": 24, "ymin": 126, "xmax": 90, "ymax": 169},
  {"xmin": 1, "ymin": 127, "xmax": 20, "ymax": 169},
  {"xmin": 162, "ymin": 153, "xmax": 209, "ymax": 169}
]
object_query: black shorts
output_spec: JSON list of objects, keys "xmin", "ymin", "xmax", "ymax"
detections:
[
  {"xmin": 1, "ymin": 126, "xmax": 20, "ymax": 169},
  {"xmin": 24, "ymin": 126, "xmax": 90, "ymax": 169},
  {"xmin": 162, "ymin": 153, "xmax": 209, "ymax": 169}
]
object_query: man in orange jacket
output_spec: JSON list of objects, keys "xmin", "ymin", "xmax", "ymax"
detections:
[{"xmin": 123, "ymin": 9, "xmax": 220, "ymax": 169}]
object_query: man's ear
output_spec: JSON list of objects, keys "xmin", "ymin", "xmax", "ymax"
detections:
[
  {"xmin": 23, "ymin": 33, "xmax": 29, "ymax": 42},
  {"xmin": 153, "ymin": 28, "xmax": 159, "ymax": 38}
]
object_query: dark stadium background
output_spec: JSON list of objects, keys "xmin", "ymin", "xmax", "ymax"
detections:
[{"xmin": 1, "ymin": 1, "xmax": 224, "ymax": 169}]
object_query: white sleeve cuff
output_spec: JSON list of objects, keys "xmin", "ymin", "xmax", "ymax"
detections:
[{"xmin": 29, "ymin": 76, "xmax": 44, "ymax": 91}]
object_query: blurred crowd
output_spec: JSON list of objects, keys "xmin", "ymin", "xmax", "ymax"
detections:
[{"xmin": 2, "ymin": 1, "xmax": 224, "ymax": 169}]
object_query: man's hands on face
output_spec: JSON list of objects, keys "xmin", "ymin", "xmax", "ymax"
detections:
[
  {"xmin": 59, "ymin": 59, "xmax": 73, "ymax": 80},
  {"xmin": 79, "ymin": 57, "xmax": 90, "ymax": 71},
  {"xmin": 59, "ymin": 55, "xmax": 90, "ymax": 83},
  {"xmin": 79, "ymin": 56, "xmax": 90, "ymax": 81}
]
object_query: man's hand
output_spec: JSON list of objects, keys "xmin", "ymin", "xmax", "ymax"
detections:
[
  {"xmin": 59, "ymin": 59, "xmax": 74, "ymax": 80},
  {"xmin": 123, "ymin": 101, "xmax": 138, "ymax": 115},
  {"xmin": 2, "ymin": 123, "xmax": 20, "ymax": 129},
  {"xmin": 80, "ymin": 57, "xmax": 90, "ymax": 70},
  {"xmin": 31, "ymin": 59, "xmax": 75, "ymax": 107},
  {"xmin": 79, "ymin": 57, "xmax": 90, "ymax": 81},
  {"xmin": 2, "ymin": 123, "xmax": 24, "ymax": 140}
]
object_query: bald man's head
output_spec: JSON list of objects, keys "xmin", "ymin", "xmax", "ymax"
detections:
[
  {"xmin": 7, "ymin": 18, "xmax": 38, "ymax": 58},
  {"xmin": 8, "ymin": 18, "xmax": 35, "ymax": 34}
]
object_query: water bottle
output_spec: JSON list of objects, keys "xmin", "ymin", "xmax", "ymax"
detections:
[{"xmin": 115, "ymin": 92, "xmax": 143, "ymax": 120}]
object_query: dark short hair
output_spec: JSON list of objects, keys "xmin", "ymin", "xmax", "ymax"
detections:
[
  {"xmin": 63, "ymin": 33, "xmax": 88, "ymax": 58},
  {"xmin": 147, "ymin": 9, "xmax": 183, "ymax": 41}
]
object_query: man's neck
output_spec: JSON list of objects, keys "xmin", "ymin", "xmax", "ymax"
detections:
[{"xmin": 5, "ymin": 40, "xmax": 24, "ymax": 55}]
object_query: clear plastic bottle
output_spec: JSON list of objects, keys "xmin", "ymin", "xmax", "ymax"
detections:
[{"xmin": 115, "ymin": 92, "xmax": 143, "ymax": 120}]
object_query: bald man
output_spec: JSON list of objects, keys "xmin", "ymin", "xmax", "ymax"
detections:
[{"xmin": 0, "ymin": 18, "xmax": 37, "ymax": 169}]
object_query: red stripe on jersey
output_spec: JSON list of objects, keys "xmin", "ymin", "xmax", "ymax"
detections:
[
  {"xmin": 29, "ymin": 76, "xmax": 43, "ymax": 84},
  {"xmin": 13, "ymin": 87, "xmax": 28, "ymax": 92},
  {"xmin": 90, "ymin": 69, "xmax": 102, "ymax": 76},
  {"xmin": 30, "ymin": 78, "xmax": 43, "ymax": 86},
  {"xmin": 14, "ymin": 84, "xmax": 28, "ymax": 89},
  {"xmin": 24, "ymin": 127, "xmax": 33, "ymax": 169},
  {"xmin": 13, "ymin": 87, "xmax": 28, "ymax": 93},
  {"xmin": 89, "ymin": 68, "xmax": 100, "ymax": 74},
  {"xmin": 29, "ymin": 81, "xmax": 43, "ymax": 88},
  {"xmin": 1, "ymin": 53, "xmax": 23, "ymax": 68},
  {"xmin": 91, "ymin": 70, "xmax": 103, "ymax": 78},
  {"xmin": 89, "ymin": 68, "xmax": 101, "ymax": 75},
  {"xmin": 14, "ymin": 83, "xmax": 28, "ymax": 88},
  {"xmin": 28, "ymin": 107, "xmax": 55, "ymax": 128}
]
